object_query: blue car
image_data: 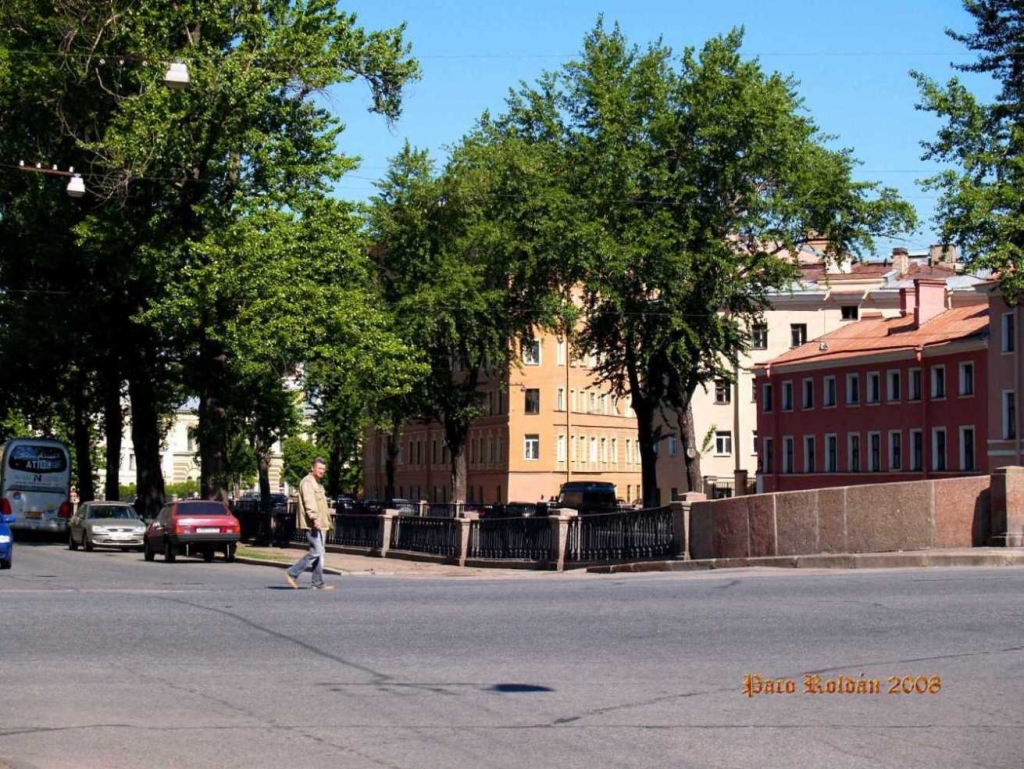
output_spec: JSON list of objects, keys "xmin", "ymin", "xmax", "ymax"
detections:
[{"xmin": 0, "ymin": 513, "xmax": 14, "ymax": 569}]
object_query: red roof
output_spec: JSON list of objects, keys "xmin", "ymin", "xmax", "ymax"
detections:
[{"xmin": 761, "ymin": 304, "xmax": 989, "ymax": 368}]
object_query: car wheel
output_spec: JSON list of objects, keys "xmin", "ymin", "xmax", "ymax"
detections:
[
  {"xmin": 68, "ymin": 531, "xmax": 78, "ymax": 551},
  {"xmin": 144, "ymin": 538, "xmax": 155, "ymax": 562},
  {"xmin": 0, "ymin": 558, "xmax": 10, "ymax": 570},
  {"xmin": 202, "ymin": 549, "xmax": 214, "ymax": 563},
  {"xmin": 83, "ymin": 532, "xmax": 94, "ymax": 552},
  {"xmin": 224, "ymin": 543, "xmax": 237, "ymax": 563},
  {"xmin": 164, "ymin": 538, "xmax": 176, "ymax": 563}
]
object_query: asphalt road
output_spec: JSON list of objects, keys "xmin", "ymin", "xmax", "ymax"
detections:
[{"xmin": 2, "ymin": 542, "xmax": 1023, "ymax": 769}]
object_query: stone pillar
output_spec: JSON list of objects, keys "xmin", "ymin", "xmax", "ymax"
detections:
[
  {"xmin": 549, "ymin": 507, "xmax": 579, "ymax": 571},
  {"xmin": 990, "ymin": 467, "xmax": 1024, "ymax": 546},
  {"xmin": 378, "ymin": 510, "xmax": 399, "ymax": 558},
  {"xmin": 455, "ymin": 511, "xmax": 479, "ymax": 567},
  {"xmin": 676, "ymin": 493, "xmax": 706, "ymax": 560},
  {"xmin": 733, "ymin": 469, "xmax": 749, "ymax": 497}
]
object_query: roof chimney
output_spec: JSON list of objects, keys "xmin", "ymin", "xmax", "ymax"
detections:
[
  {"xmin": 929, "ymin": 243, "xmax": 958, "ymax": 267},
  {"xmin": 899, "ymin": 287, "xmax": 912, "ymax": 317},
  {"xmin": 892, "ymin": 247, "xmax": 910, "ymax": 277},
  {"xmin": 914, "ymin": 278, "xmax": 946, "ymax": 326}
]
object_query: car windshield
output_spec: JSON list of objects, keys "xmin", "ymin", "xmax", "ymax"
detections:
[
  {"xmin": 176, "ymin": 502, "xmax": 231, "ymax": 517},
  {"xmin": 89, "ymin": 506, "xmax": 139, "ymax": 520}
]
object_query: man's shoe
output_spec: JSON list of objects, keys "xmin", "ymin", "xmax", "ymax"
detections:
[
  {"xmin": 313, "ymin": 584, "xmax": 336, "ymax": 591},
  {"xmin": 284, "ymin": 573, "xmax": 299, "ymax": 589}
]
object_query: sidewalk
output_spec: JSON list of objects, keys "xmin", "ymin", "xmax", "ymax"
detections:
[{"xmin": 237, "ymin": 543, "xmax": 1024, "ymax": 579}]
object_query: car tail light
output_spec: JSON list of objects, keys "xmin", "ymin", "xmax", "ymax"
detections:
[
  {"xmin": 58, "ymin": 501, "xmax": 72, "ymax": 519},
  {"xmin": 0, "ymin": 498, "xmax": 11, "ymax": 516}
]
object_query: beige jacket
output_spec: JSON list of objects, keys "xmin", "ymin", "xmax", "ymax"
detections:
[{"xmin": 295, "ymin": 473, "xmax": 333, "ymax": 531}]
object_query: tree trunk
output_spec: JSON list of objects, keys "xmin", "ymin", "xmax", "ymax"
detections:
[
  {"xmin": 258, "ymin": 451, "xmax": 272, "ymax": 513},
  {"xmin": 385, "ymin": 417, "xmax": 400, "ymax": 501},
  {"xmin": 102, "ymin": 360, "xmax": 123, "ymax": 502},
  {"xmin": 634, "ymin": 398, "xmax": 661, "ymax": 508},
  {"xmin": 198, "ymin": 336, "xmax": 230, "ymax": 502},
  {"xmin": 72, "ymin": 375, "xmax": 95, "ymax": 503},
  {"xmin": 449, "ymin": 445, "xmax": 467, "ymax": 504},
  {"xmin": 676, "ymin": 401, "xmax": 703, "ymax": 493},
  {"xmin": 127, "ymin": 350, "xmax": 166, "ymax": 520}
]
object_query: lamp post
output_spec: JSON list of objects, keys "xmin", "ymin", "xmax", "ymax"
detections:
[{"xmin": 17, "ymin": 162, "xmax": 86, "ymax": 198}]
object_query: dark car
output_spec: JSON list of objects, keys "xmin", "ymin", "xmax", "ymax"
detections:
[
  {"xmin": 486, "ymin": 501, "xmax": 548, "ymax": 518},
  {"xmin": 0, "ymin": 512, "xmax": 14, "ymax": 569},
  {"xmin": 555, "ymin": 482, "xmax": 618, "ymax": 515},
  {"xmin": 143, "ymin": 500, "xmax": 241, "ymax": 563},
  {"xmin": 334, "ymin": 496, "xmax": 357, "ymax": 514}
]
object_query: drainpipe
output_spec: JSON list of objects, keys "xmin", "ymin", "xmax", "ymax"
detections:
[
  {"xmin": 734, "ymin": 360, "xmax": 741, "ymax": 476},
  {"xmin": 565, "ymin": 336, "xmax": 572, "ymax": 484},
  {"xmin": 918, "ymin": 345, "xmax": 928, "ymax": 480}
]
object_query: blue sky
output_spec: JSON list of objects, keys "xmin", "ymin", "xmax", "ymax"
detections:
[{"xmin": 329, "ymin": 1, "xmax": 992, "ymax": 257}]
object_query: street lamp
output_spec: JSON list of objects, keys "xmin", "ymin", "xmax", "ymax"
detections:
[
  {"xmin": 163, "ymin": 60, "xmax": 190, "ymax": 89},
  {"xmin": 17, "ymin": 162, "xmax": 87, "ymax": 198}
]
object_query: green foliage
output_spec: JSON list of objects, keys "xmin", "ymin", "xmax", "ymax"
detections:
[
  {"xmin": 282, "ymin": 436, "xmax": 321, "ymax": 489},
  {"xmin": 914, "ymin": 0, "xmax": 1024, "ymax": 301}
]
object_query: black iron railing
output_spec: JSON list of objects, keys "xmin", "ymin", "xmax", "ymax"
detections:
[
  {"xmin": 390, "ymin": 516, "xmax": 459, "ymax": 557},
  {"xmin": 566, "ymin": 506, "xmax": 675, "ymax": 562},
  {"xmin": 329, "ymin": 514, "xmax": 382, "ymax": 548},
  {"xmin": 468, "ymin": 516, "xmax": 554, "ymax": 561}
]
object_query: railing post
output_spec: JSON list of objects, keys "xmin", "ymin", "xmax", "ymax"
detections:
[
  {"xmin": 676, "ymin": 493, "xmax": 706, "ymax": 560},
  {"xmin": 549, "ymin": 508, "xmax": 579, "ymax": 571},
  {"xmin": 378, "ymin": 509, "xmax": 399, "ymax": 558},
  {"xmin": 456, "ymin": 510, "xmax": 479, "ymax": 566}
]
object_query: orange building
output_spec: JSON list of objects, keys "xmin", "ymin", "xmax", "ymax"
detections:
[{"xmin": 363, "ymin": 335, "xmax": 643, "ymax": 505}]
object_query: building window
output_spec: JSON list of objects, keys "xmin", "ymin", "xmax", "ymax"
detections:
[
  {"xmin": 909, "ymin": 368, "xmax": 922, "ymax": 401},
  {"xmin": 129, "ymin": 453, "xmax": 136, "ymax": 471},
  {"xmin": 846, "ymin": 373, "xmax": 860, "ymax": 405},
  {"xmin": 959, "ymin": 362, "xmax": 975, "ymax": 396},
  {"xmin": 804, "ymin": 436, "xmax": 816, "ymax": 473},
  {"xmin": 841, "ymin": 305, "xmax": 859, "ymax": 320},
  {"xmin": 524, "ymin": 435, "xmax": 540, "ymax": 460},
  {"xmin": 715, "ymin": 381, "xmax": 731, "ymax": 404},
  {"xmin": 889, "ymin": 431, "xmax": 902, "ymax": 470},
  {"xmin": 931, "ymin": 366, "xmax": 946, "ymax": 399},
  {"xmin": 590, "ymin": 437, "xmax": 598, "ymax": 462},
  {"xmin": 752, "ymin": 324, "xmax": 768, "ymax": 350},
  {"xmin": 601, "ymin": 393, "xmax": 609, "ymax": 414},
  {"xmin": 887, "ymin": 370, "xmax": 901, "ymax": 402},
  {"xmin": 715, "ymin": 431, "xmax": 733, "ymax": 456},
  {"xmin": 611, "ymin": 438, "xmax": 618, "ymax": 464},
  {"xmin": 524, "ymin": 388, "xmax": 540, "ymax": 414},
  {"xmin": 782, "ymin": 381, "xmax": 793, "ymax": 411},
  {"xmin": 590, "ymin": 393, "xmax": 597, "ymax": 413},
  {"xmin": 557, "ymin": 338, "xmax": 566, "ymax": 365},
  {"xmin": 579, "ymin": 436, "xmax": 587, "ymax": 464},
  {"xmin": 802, "ymin": 378, "xmax": 814, "ymax": 409},
  {"xmin": 489, "ymin": 436, "xmax": 496, "ymax": 463},
  {"xmin": 867, "ymin": 372, "xmax": 881, "ymax": 404},
  {"xmin": 790, "ymin": 324, "xmax": 807, "ymax": 348},
  {"xmin": 824, "ymin": 376, "xmax": 836, "ymax": 407},
  {"xmin": 432, "ymin": 439, "xmax": 438, "ymax": 465},
  {"xmin": 600, "ymin": 437, "xmax": 608, "ymax": 463},
  {"xmin": 960, "ymin": 426, "xmax": 976, "ymax": 471},
  {"xmin": 848, "ymin": 434, "xmax": 861, "ymax": 473},
  {"xmin": 869, "ymin": 432, "xmax": 881, "ymax": 472},
  {"xmin": 625, "ymin": 439, "xmax": 632, "ymax": 465},
  {"xmin": 557, "ymin": 435, "xmax": 566, "ymax": 462},
  {"xmin": 932, "ymin": 428, "xmax": 947, "ymax": 471},
  {"xmin": 910, "ymin": 429, "xmax": 923, "ymax": 472},
  {"xmin": 668, "ymin": 436, "xmax": 678, "ymax": 456},
  {"xmin": 556, "ymin": 388, "xmax": 565, "ymax": 411},
  {"xmin": 825, "ymin": 434, "xmax": 838, "ymax": 473},
  {"xmin": 1003, "ymin": 312, "xmax": 1016, "ymax": 353},
  {"xmin": 763, "ymin": 437, "xmax": 774, "ymax": 473},
  {"xmin": 763, "ymin": 383, "xmax": 773, "ymax": 413},
  {"xmin": 782, "ymin": 436, "xmax": 794, "ymax": 474},
  {"xmin": 1004, "ymin": 391, "xmax": 1017, "ymax": 440},
  {"xmin": 522, "ymin": 340, "xmax": 541, "ymax": 365}
]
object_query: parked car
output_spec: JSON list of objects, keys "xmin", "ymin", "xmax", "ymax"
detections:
[
  {"xmin": 68, "ymin": 501, "xmax": 146, "ymax": 551},
  {"xmin": 555, "ymin": 481, "xmax": 619, "ymax": 515},
  {"xmin": 0, "ymin": 512, "xmax": 14, "ymax": 569},
  {"xmin": 143, "ymin": 500, "xmax": 241, "ymax": 563},
  {"xmin": 334, "ymin": 495, "xmax": 357, "ymax": 514},
  {"xmin": 485, "ymin": 501, "xmax": 548, "ymax": 518}
]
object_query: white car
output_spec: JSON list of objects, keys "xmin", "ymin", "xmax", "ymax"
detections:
[{"xmin": 68, "ymin": 501, "xmax": 146, "ymax": 551}]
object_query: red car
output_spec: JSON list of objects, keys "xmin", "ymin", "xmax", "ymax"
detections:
[{"xmin": 143, "ymin": 500, "xmax": 240, "ymax": 563}]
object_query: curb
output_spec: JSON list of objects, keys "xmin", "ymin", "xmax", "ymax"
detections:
[
  {"xmin": 586, "ymin": 551, "xmax": 1024, "ymax": 574},
  {"xmin": 235, "ymin": 555, "xmax": 348, "ymax": 576}
]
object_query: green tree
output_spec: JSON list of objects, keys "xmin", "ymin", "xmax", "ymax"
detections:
[
  {"xmin": 914, "ymin": 0, "xmax": 1024, "ymax": 301},
  {"xmin": 479, "ymin": 21, "xmax": 915, "ymax": 505},
  {"xmin": 282, "ymin": 436, "xmax": 320, "ymax": 490}
]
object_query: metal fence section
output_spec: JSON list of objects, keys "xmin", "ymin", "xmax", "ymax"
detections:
[
  {"xmin": 329, "ymin": 514, "xmax": 382, "ymax": 549},
  {"xmin": 390, "ymin": 515, "xmax": 459, "ymax": 557},
  {"xmin": 566, "ymin": 506, "xmax": 676, "ymax": 563},
  {"xmin": 468, "ymin": 516, "xmax": 554, "ymax": 561}
]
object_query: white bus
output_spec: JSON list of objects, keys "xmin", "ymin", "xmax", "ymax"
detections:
[{"xmin": 0, "ymin": 438, "xmax": 72, "ymax": 533}]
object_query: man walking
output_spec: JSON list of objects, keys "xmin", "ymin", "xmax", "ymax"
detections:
[{"xmin": 285, "ymin": 457, "xmax": 335, "ymax": 590}]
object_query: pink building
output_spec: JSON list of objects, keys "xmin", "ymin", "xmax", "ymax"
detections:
[{"xmin": 754, "ymin": 279, "xmax": 990, "ymax": 493}]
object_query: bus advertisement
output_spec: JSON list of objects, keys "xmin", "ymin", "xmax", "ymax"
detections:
[{"xmin": 0, "ymin": 438, "xmax": 72, "ymax": 533}]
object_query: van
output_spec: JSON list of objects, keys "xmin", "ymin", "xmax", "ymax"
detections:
[{"xmin": 555, "ymin": 482, "xmax": 618, "ymax": 515}]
